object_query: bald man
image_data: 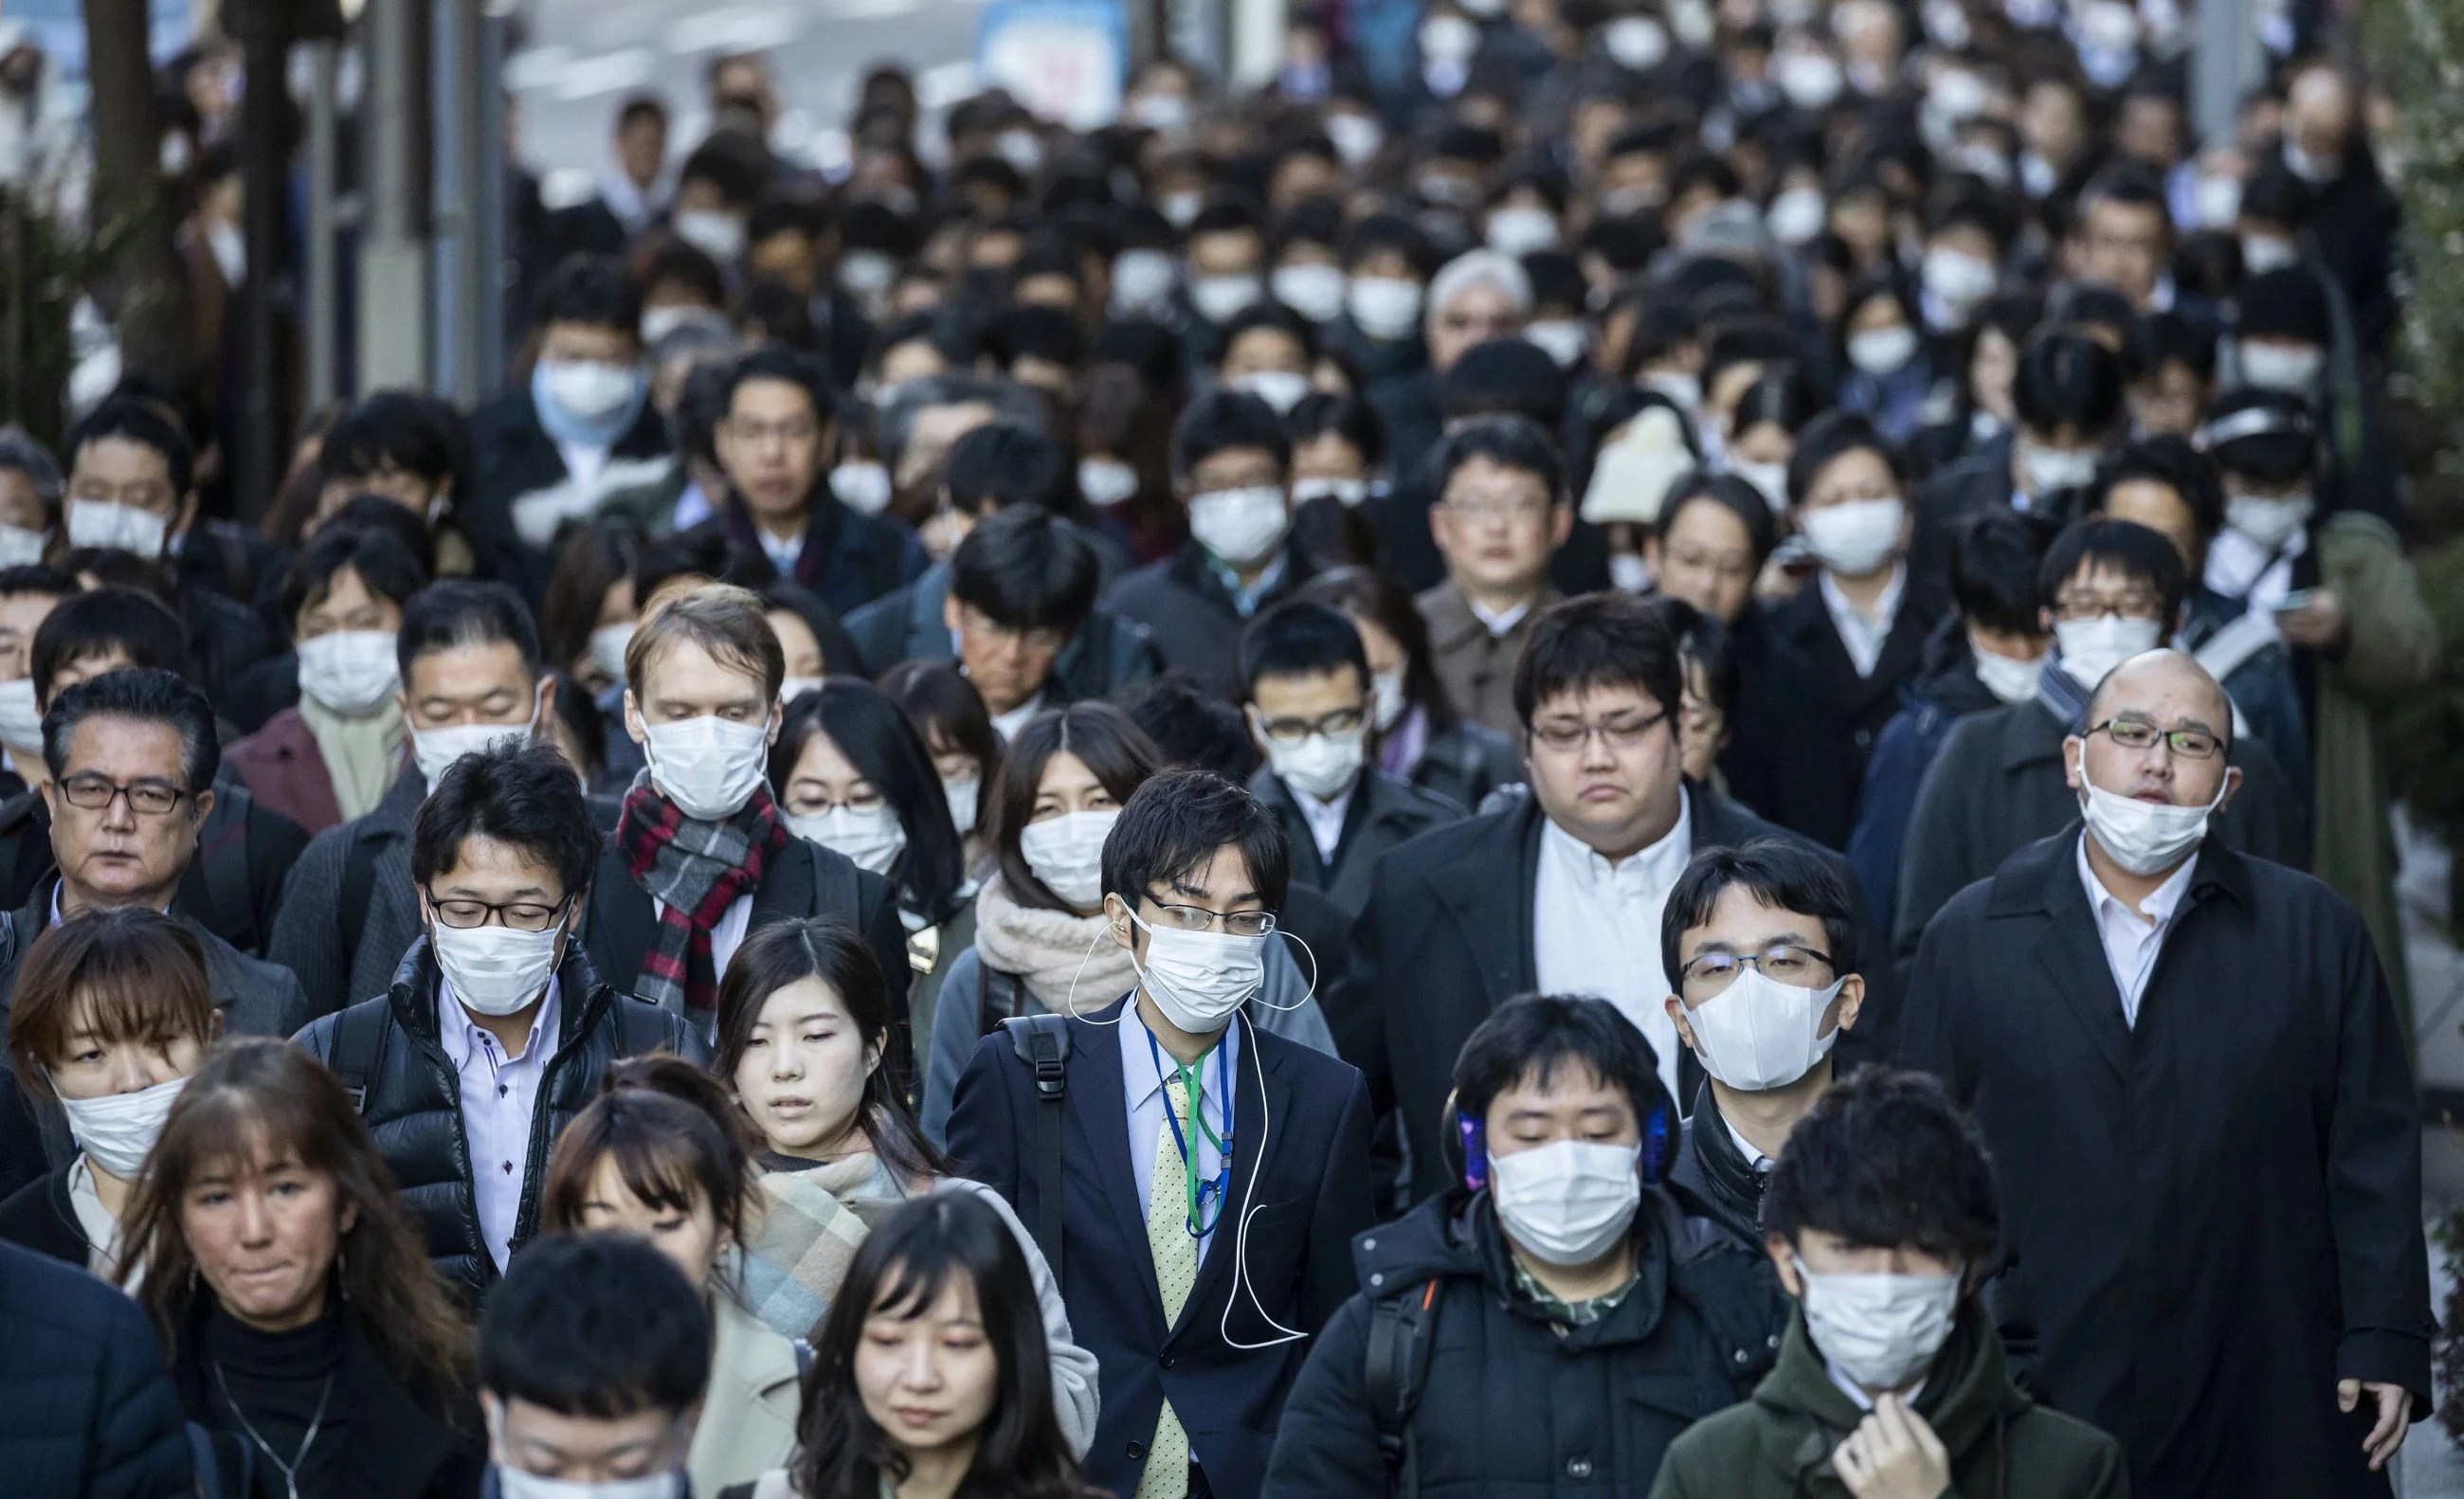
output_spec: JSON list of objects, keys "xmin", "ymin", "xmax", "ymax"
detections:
[{"xmin": 1898, "ymin": 648, "xmax": 2428, "ymax": 1499}]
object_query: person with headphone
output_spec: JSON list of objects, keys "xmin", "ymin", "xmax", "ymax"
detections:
[
  {"xmin": 1262, "ymin": 992, "xmax": 1786, "ymax": 1495},
  {"xmin": 945, "ymin": 768, "xmax": 1373, "ymax": 1499}
]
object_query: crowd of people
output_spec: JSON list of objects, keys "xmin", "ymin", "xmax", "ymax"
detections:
[{"xmin": 0, "ymin": 0, "xmax": 2444, "ymax": 1491}]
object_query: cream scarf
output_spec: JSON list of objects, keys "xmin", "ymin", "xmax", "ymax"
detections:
[{"xmin": 970, "ymin": 875, "xmax": 1138, "ymax": 1014}]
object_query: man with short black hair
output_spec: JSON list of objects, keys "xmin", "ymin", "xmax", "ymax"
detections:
[
  {"xmin": 297, "ymin": 741, "xmax": 700, "ymax": 1300},
  {"xmin": 1415, "ymin": 414, "xmax": 1569, "ymax": 737},
  {"xmin": 317, "ymin": 389, "xmax": 473, "ymax": 530},
  {"xmin": 0, "ymin": 563, "xmax": 78, "ymax": 792},
  {"xmin": 478, "ymin": 1230, "xmax": 709, "ymax": 1490}
]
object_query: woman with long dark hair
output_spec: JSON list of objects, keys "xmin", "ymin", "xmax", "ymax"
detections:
[
  {"xmin": 538, "ymin": 1054, "xmax": 804, "ymax": 1496},
  {"xmin": 876, "ymin": 659, "xmax": 1001, "ymax": 862},
  {"xmin": 120, "ymin": 1037, "xmax": 483, "ymax": 1499},
  {"xmin": 730, "ymin": 1193, "xmax": 1104, "ymax": 1499},
  {"xmin": 716, "ymin": 917, "xmax": 1097, "ymax": 1454}
]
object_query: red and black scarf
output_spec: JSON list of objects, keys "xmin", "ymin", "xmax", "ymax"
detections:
[{"xmin": 616, "ymin": 772, "xmax": 790, "ymax": 1012}]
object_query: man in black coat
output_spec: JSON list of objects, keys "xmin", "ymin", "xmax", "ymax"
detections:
[
  {"xmin": 948, "ymin": 770, "xmax": 1373, "ymax": 1499},
  {"xmin": 1338, "ymin": 592, "xmax": 1895, "ymax": 1206},
  {"xmin": 1899, "ymin": 649, "xmax": 2429, "ymax": 1498},
  {"xmin": 295, "ymin": 742, "xmax": 702, "ymax": 1303},
  {"xmin": 0, "ymin": 1237, "xmax": 192, "ymax": 1497}
]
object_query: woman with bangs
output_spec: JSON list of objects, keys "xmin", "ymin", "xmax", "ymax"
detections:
[
  {"xmin": 725, "ymin": 1192, "xmax": 1102, "ymax": 1499},
  {"xmin": 119, "ymin": 1036, "xmax": 483, "ymax": 1499},
  {"xmin": 0, "ymin": 908, "xmax": 220, "ymax": 1278}
]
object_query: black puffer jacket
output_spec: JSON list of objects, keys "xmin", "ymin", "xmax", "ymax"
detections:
[
  {"xmin": 294, "ymin": 941, "xmax": 704, "ymax": 1302},
  {"xmin": 1265, "ymin": 1186, "xmax": 1789, "ymax": 1497}
]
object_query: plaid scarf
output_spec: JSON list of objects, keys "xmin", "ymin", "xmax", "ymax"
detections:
[{"xmin": 616, "ymin": 770, "xmax": 790, "ymax": 1012}]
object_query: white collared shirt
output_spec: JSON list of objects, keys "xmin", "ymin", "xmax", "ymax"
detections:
[
  {"xmin": 1724, "ymin": 1117, "xmax": 1776, "ymax": 1174},
  {"xmin": 1819, "ymin": 563, "xmax": 1907, "ymax": 678},
  {"xmin": 1533, "ymin": 790, "xmax": 1693, "ymax": 1101},
  {"xmin": 651, "ymin": 892, "xmax": 754, "ymax": 983},
  {"xmin": 437, "ymin": 977, "xmax": 563, "ymax": 1271},
  {"xmin": 1122, "ymin": 1006, "xmax": 1240, "ymax": 1267},
  {"xmin": 755, "ymin": 524, "xmax": 806, "ymax": 575},
  {"xmin": 1825, "ymin": 1355, "xmax": 1925, "ymax": 1412},
  {"xmin": 988, "ymin": 694, "xmax": 1045, "ymax": 742},
  {"xmin": 2204, "ymin": 523, "xmax": 2308, "ymax": 614},
  {"xmin": 1290, "ymin": 780, "xmax": 1353, "ymax": 864},
  {"xmin": 1467, "ymin": 596, "xmax": 1535, "ymax": 637},
  {"xmin": 68, "ymin": 1154, "xmax": 131, "ymax": 1284},
  {"xmin": 2075, "ymin": 835, "xmax": 2198, "ymax": 1025}
]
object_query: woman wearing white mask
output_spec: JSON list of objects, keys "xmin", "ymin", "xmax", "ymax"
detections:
[
  {"xmin": 713, "ymin": 918, "xmax": 1100, "ymax": 1456},
  {"xmin": 225, "ymin": 526, "xmax": 428, "ymax": 835},
  {"xmin": 1265, "ymin": 994, "xmax": 1780, "ymax": 1494},
  {"xmin": 1906, "ymin": 295, "xmax": 2036, "ymax": 474},
  {"xmin": 1836, "ymin": 277, "xmax": 1934, "ymax": 444},
  {"xmin": 878, "ymin": 659, "xmax": 1003, "ymax": 867},
  {"xmin": 770, "ymin": 682, "xmax": 972, "ymax": 1075},
  {"xmin": 1653, "ymin": 1067, "xmax": 2126, "ymax": 1499},
  {"xmin": 0, "ymin": 909, "xmax": 218, "ymax": 1278}
]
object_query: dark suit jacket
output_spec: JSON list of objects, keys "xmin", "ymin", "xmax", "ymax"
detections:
[
  {"xmin": 1338, "ymin": 786, "xmax": 1897, "ymax": 1202},
  {"xmin": 1769, "ymin": 569, "xmax": 1952, "ymax": 849},
  {"xmin": 1102, "ymin": 541, "xmax": 1315, "ymax": 701},
  {"xmin": 1249, "ymin": 766, "xmax": 1461, "ymax": 917},
  {"xmin": 946, "ymin": 1002, "xmax": 1373, "ymax": 1499}
]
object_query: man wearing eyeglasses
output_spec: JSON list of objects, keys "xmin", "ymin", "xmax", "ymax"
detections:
[
  {"xmin": 295, "ymin": 740, "xmax": 700, "ymax": 1301},
  {"xmin": 1415, "ymin": 414, "xmax": 1569, "ymax": 737},
  {"xmin": 1899, "ymin": 647, "xmax": 2428, "ymax": 1499}
]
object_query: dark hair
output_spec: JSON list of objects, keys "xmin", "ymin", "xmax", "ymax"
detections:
[
  {"xmin": 713, "ymin": 917, "xmax": 944, "ymax": 1183},
  {"xmin": 279, "ymin": 521, "xmax": 430, "ymax": 628},
  {"xmin": 1171, "ymin": 389, "xmax": 1292, "ymax": 479},
  {"xmin": 759, "ymin": 581, "xmax": 862, "ymax": 681},
  {"xmin": 987, "ymin": 703, "xmax": 1160, "ymax": 914},
  {"xmin": 945, "ymin": 423, "xmax": 1072, "ymax": 517},
  {"xmin": 1658, "ymin": 840, "xmax": 1859, "ymax": 996},
  {"xmin": 949, "ymin": 508, "xmax": 1099, "ymax": 636},
  {"xmin": 1219, "ymin": 301, "xmax": 1319, "ymax": 368},
  {"xmin": 66, "ymin": 398, "xmax": 193, "ymax": 497},
  {"xmin": 1656, "ymin": 473, "xmax": 1781, "ymax": 569},
  {"xmin": 1295, "ymin": 565, "xmax": 1461, "ymax": 733},
  {"xmin": 126, "ymin": 1038, "xmax": 473, "ymax": 1399},
  {"xmin": 42, "ymin": 665, "xmax": 216, "ymax": 792},
  {"xmin": 1433, "ymin": 413, "xmax": 1564, "ymax": 502},
  {"xmin": 1240, "ymin": 599, "xmax": 1369, "ymax": 700},
  {"xmin": 29, "ymin": 588, "xmax": 188, "ymax": 704},
  {"xmin": 2039, "ymin": 517, "xmax": 2188, "ymax": 626},
  {"xmin": 0, "ymin": 430, "xmax": 63, "ymax": 515},
  {"xmin": 8, "ymin": 907, "xmax": 213, "ymax": 1101},
  {"xmin": 773, "ymin": 680, "xmax": 967, "ymax": 923},
  {"xmin": 411, "ymin": 740, "xmax": 600, "ymax": 900},
  {"xmin": 1730, "ymin": 368, "xmax": 1821, "ymax": 442},
  {"xmin": 319, "ymin": 491, "xmax": 444, "ymax": 576},
  {"xmin": 1760, "ymin": 1065, "xmax": 2001, "ymax": 1263},
  {"xmin": 542, "ymin": 521, "xmax": 644, "ymax": 679},
  {"xmin": 2129, "ymin": 309, "xmax": 2218, "ymax": 386},
  {"xmin": 878, "ymin": 660, "xmax": 1000, "ymax": 815},
  {"xmin": 2089, "ymin": 435, "xmax": 2224, "ymax": 545},
  {"xmin": 397, "ymin": 579, "xmax": 544, "ymax": 686},
  {"xmin": 723, "ymin": 344, "xmax": 837, "ymax": 431},
  {"xmin": 1439, "ymin": 342, "xmax": 1567, "ymax": 432},
  {"xmin": 320, "ymin": 390, "xmax": 471, "ymax": 499},
  {"xmin": 2201, "ymin": 388, "xmax": 2318, "ymax": 486},
  {"xmin": 1657, "ymin": 596, "xmax": 1739, "ymax": 724},
  {"xmin": 479, "ymin": 1231, "xmax": 710, "ymax": 1418},
  {"xmin": 1512, "ymin": 591, "xmax": 1684, "ymax": 731},
  {"xmin": 1785, "ymin": 409, "xmax": 1900, "ymax": 508},
  {"xmin": 0, "ymin": 563, "xmax": 76, "ymax": 603},
  {"xmin": 1451, "ymin": 994, "xmax": 1671, "ymax": 1169},
  {"xmin": 1100, "ymin": 767, "xmax": 1290, "ymax": 915},
  {"xmin": 2013, "ymin": 328, "xmax": 2125, "ymax": 440},
  {"xmin": 539, "ymin": 1055, "xmax": 760, "ymax": 1291},
  {"xmin": 1113, "ymin": 672, "xmax": 1259, "ymax": 781},
  {"xmin": 1946, "ymin": 509, "xmax": 2048, "ymax": 637},
  {"xmin": 1286, "ymin": 391, "xmax": 1386, "ymax": 472},
  {"xmin": 793, "ymin": 1194, "xmax": 1098, "ymax": 1499},
  {"xmin": 533, "ymin": 253, "xmax": 645, "ymax": 337}
]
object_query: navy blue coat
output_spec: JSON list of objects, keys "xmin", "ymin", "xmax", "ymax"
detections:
[{"xmin": 0, "ymin": 1237, "xmax": 192, "ymax": 1497}]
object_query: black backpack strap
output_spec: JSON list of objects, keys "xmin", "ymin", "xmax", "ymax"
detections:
[
  {"xmin": 1365, "ymin": 1277, "xmax": 1441, "ymax": 1497},
  {"xmin": 322, "ymin": 1000, "xmax": 391, "ymax": 1114},
  {"xmin": 975, "ymin": 967, "xmax": 1025, "ymax": 1037},
  {"xmin": 997, "ymin": 1012, "xmax": 1071, "ymax": 1285}
]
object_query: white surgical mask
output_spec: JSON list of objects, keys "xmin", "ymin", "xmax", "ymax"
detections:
[
  {"xmin": 1603, "ymin": 13, "xmax": 1670, "ymax": 66},
  {"xmin": 1485, "ymin": 206, "xmax": 1560, "ymax": 255},
  {"xmin": 1733, "ymin": 460, "xmax": 1790, "ymax": 514},
  {"xmin": 2191, "ymin": 172, "xmax": 2242, "ymax": 228},
  {"xmin": 1125, "ymin": 910, "xmax": 1267, "ymax": 1033},
  {"xmin": 1234, "ymin": 370, "xmax": 1312, "ymax": 415},
  {"xmin": 1921, "ymin": 247, "xmax": 1997, "ymax": 314},
  {"xmin": 997, "ymin": 128, "xmax": 1044, "ymax": 174},
  {"xmin": 430, "ymin": 918, "xmax": 564, "ymax": 1018},
  {"xmin": 1684, "ymin": 968, "xmax": 1840, "ymax": 1092},
  {"xmin": 1327, "ymin": 112, "xmax": 1384, "ymax": 167},
  {"xmin": 1292, "ymin": 477, "xmax": 1368, "ymax": 507},
  {"xmin": 540, "ymin": 359, "xmax": 642, "ymax": 424},
  {"xmin": 1847, "ymin": 325, "xmax": 1920, "ymax": 376},
  {"xmin": 1796, "ymin": 1257, "xmax": 1961, "ymax": 1392},
  {"xmin": 839, "ymin": 250, "xmax": 898, "ymax": 298},
  {"xmin": 2239, "ymin": 342, "xmax": 2324, "ymax": 392},
  {"xmin": 1488, "ymin": 1139, "xmax": 1641, "ymax": 1266},
  {"xmin": 1370, "ymin": 668, "xmax": 1407, "ymax": 731},
  {"xmin": 2075, "ymin": 745, "xmax": 2226, "ymax": 876},
  {"xmin": 2240, "ymin": 235, "xmax": 2300, "ymax": 275},
  {"xmin": 1766, "ymin": 187, "xmax": 1828, "ymax": 245},
  {"xmin": 1261, "ymin": 722, "xmax": 1366, "ymax": 801},
  {"xmin": 1020, "ymin": 809, "xmax": 1117, "ymax": 909},
  {"xmin": 1270, "ymin": 262, "xmax": 1348, "ymax": 322},
  {"xmin": 944, "ymin": 777, "xmax": 980, "ymax": 832},
  {"xmin": 2054, "ymin": 615, "xmax": 2162, "ymax": 689},
  {"xmin": 1775, "ymin": 51, "xmax": 1844, "ymax": 109},
  {"xmin": 673, "ymin": 208, "xmax": 747, "ymax": 262},
  {"xmin": 1078, "ymin": 457, "xmax": 1140, "ymax": 508},
  {"xmin": 2020, "ymin": 442, "xmax": 2100, "ymax": 497},
  {"xmin": 1189, "ymin": 273, "xmax": 1263, "ymax": 325},
  {"xmin": 788, "ymin": 803, "xmax": 908, "ymax": 875},
  {"xmin": 58, "ymin": 1074, "xmax": 188, "ymax": 1179},
  {"xmin": 1524, "ymin": 319, "xmax": 1590, "ymax": 370},
  {"xmin": 1112, "ymin": 249, "xmax": 1179, "ymax": 315},
  {"xmin": 1131, "ymin": 93, "xmax": 1192, "ymax": 134},
  {"xmin": 1348, "ymin": 276, "xmax": 1425, "ymax": 341},
  {"xmin": 412, "ymin": 721, "xmax": 530, "ymax": 787},
  {"xmin": 638, "ymin": 305, "xmax": 696, "ymax": 345},
  {"xmin": 2224, "ymin": 491, "xmax": 2312, "ymax": 551},
  {"xmin": 1970, "ymin": 641, "xmax": 2045, "ymax": 704},
  {"xmin": 1161, "ymin": 190, "xmax": 1205, "ymax": 230},
  {"xmin": 66, "ymin": 499, "xmax": 170, "ymax": 559},
  {"xmin": 0, "ymin": 677, "xmax": 42, "ymax": 750},
  {"xmin": 494, "ymin": 1466, "xmax": 682, "ymax": 1499},
  {"xmin": 1608, "ymin": 551, "xmax": 1654, "ymax": 593},
  {"xmin": 297, "ymin": 629, "xmax": 403, "ymax": 717},
  {"xmin": 1187, "ymin": 485, "xmax": 1291, "ymax": 568},
  {"xmin": 642, "ymin": 713, "xmax": 772, "ymax": 822},
  {"xmin": 1799, "ymin": 497, "xmax": 1904, "ymax": 576},
  {"xmin": 0, "ymin": 522, "xmax": 46, "ymax": 566},
  {"xmin": 588, "ymin": 623, "xmax": 634, "ymax": 686},
  {"xmin": 1421, "ymin": 12, "xmax": 1480, "ymax": 60},
  {"xmin": 830, "ymin": 460, "xmax": 894, "ymax": 515}
]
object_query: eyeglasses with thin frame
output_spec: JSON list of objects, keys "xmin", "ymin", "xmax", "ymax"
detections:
[
  {"xmin": 2051, "ymin": 594, "xmax": 2165, "ymax": 623},
  {"xmin": 1252, "ymin": 707, "xmax": 1366, "ymax": 745},
  {"xmin": 1529, "ymin": 706, "xmax": 1672, "ymax": 754},
  {"xmin": 424, "ymin": 889, "xmax": 574, "ymax": 932},
  {"xmin": 1141, "ymin": 895, "xmax": 1277, "ymax": 937},
  {"xmin": 2087, "ymin": 717, "xmax": 2223, "ymax": 760},
  {"xmin": 1679, "ymin": 944, "xmax": 1836, "ymax": 997},
  {"xmin": 57, "ymin": 773, "xmax": 190, "ymax": 817}
]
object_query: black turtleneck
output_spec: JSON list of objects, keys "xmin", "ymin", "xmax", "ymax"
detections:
[{"xmin": 202, "ymin": 1295, "xmax": 351, "ymax": 1499}]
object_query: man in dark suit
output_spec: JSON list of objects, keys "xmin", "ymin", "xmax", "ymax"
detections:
[
  {"xmin": 948, "ymin": 768, "xmax": 1373, "ymax": 1499},
  {"xmin": 1338, "ymin": 591, "xmax": 1893, "ymax": 1205}
]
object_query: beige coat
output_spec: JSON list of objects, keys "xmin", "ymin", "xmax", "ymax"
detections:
[
  {"xmin": 688, "ymin": 1292, "xmax": 805, "ymax": 1497},
  {"xmin": 1416, "ymin": 580, "xmax": 1559, "ymax": 738}
]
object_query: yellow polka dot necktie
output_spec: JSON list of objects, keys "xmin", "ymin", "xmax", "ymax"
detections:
[{"xmin": 1135, "ymin": 1070, "xmax": 1200, "ymax": 1499}]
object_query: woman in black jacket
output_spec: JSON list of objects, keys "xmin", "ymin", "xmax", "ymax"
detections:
[{"xmin": 119, "ymin": 1037, "xmax": 485, "ymax": 1499}]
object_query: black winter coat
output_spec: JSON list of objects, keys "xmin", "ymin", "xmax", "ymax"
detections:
[
  {"xmin": 1264, "ymin": 1189, "xmax": 1787, "ymax": 1497},
  {"xmin": 1714, "ymin": 607, "xmax": 1855, "ymax": 849},
  {"xmin": 293, "ymin": 942, "xmax": 704, "ymax": 1302},
  {"xmin": 0, "ymin": 1237, "xmax": 191, "ymax": 1497},
  {"xmin": 1766, "ymin": 569, "xmax": 1953, "ymax": 850},
  {"xmin": 1101, "ymin": 540, "xmax": 1316, "ymax": 700},
  {"xmin": 1665, "ymin": 1082, "xmax": 1766, "ymax": 1248},
  {"xmin": 1900, "ymin": 828, "xmax": 2432, "ymax": 1498},
  {"xmin": 1250, "ymin": 765, "xmax": 1463, "ymax": 917}
]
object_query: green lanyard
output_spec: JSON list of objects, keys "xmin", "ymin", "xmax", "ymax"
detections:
[{"xmin": 1151, "ymin": 1031, "xmax": 1233, "ymax": 1240}]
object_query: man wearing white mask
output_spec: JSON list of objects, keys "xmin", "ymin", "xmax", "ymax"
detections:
[
  {"xmin": 1654, "ymin": 1067, "xmax": 2126, "ymax": 1499},
  {"xmin": 1661, "ymin": 841, "xmax": 1867, "ymax": 1245},
  {"xmin": 1239, "ymin": 603, "xmax": 1459, "ymax": 917},
  {"xmin": 299, "ymin": 740, "xmax": 698, "ymax": 1299},
  {"xmin": 590, "ymin": 585, "xmax": 909, "ymax": 1042},
  {"xmin": 0, "ymin": 565, "xmax": 75, "ymax": 796},
  {"xmin": 948, "ymin": 768, "xmax": 1372, "ymax": 1499},
  {"xmin": 1901, "ymin": 650, "xmax": 2428, "ymax": 1498},
  {"xmin": 1893, "ymin": 520, "xmax": 2309, "ymax": 965},
  {"xmin": 1266, "ymin": 993, "xmax": 1785, "ymax": 1494}
]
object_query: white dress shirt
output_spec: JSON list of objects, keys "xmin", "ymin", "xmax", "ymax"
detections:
[
  {"xmin": 1468, "ymin": 596, "xmax": 1535, "ymax": 637},
  {"xmin": 68, "ymin": 1155, "xmax": 131, "ymax": 1284},
  {"xmin": 1290, "ymin": 782, "xmax": 1353, "ymax": 865},
  {"xmin": 2075, "ymin": 835, "xmax": 2198, "ymax": 1026},
  {"xmin": 2204, "ymin": 523, "xmax": 2306, "ymax": 614},
  {"xmin": 1123, "ymin": 1006, "xmax": 1240, "ymax": 1268},
  {"xmin": 1724, "ymin": 1117, "xmax": 1776, "ymax": 1174},
  {"xmin": 439, "ymin": 977, "xmax": 563, "ymax": 1271},
  {"xmin": 1533, "ymin": 791, "xmax": 1693, "ymax": 1101},
  {"xmin": 1819, "ymin": 563, "xmax": 1907, "ymax": 678},
  {"xmin": 651, "ymin": 892, "xmax": 754, "ymax": 983},
  {"xmin": 755, "ymin": 524, "xmax": 806, "ymax": 575},
  {"xmin": 988, "ymin": 694, "xmax": 1045, "ymax": 742}
]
